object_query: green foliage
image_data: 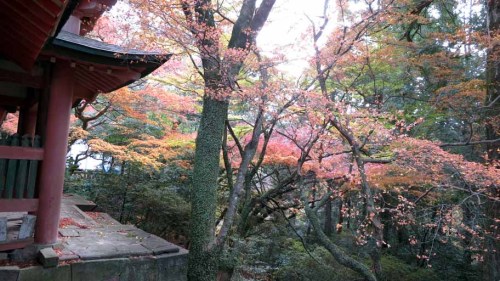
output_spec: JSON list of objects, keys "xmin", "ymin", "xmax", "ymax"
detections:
[
  {"xmin": 274, "ymin": 253, "xmax": 440, "ymax": 281},
  {"xmin": 273, "ymin": 246, "xmax": 361, "ymax": 281},
  {"xmin": 380, "ymin": 256, "xmax": 439, "ymax": 281},
  {"xmin": 228, "ymin": 124, "xmax": 253, "ymax": 140},
  {"xmin": 64, "ymin": 164, "xmax": 191, "ymax": 246}
]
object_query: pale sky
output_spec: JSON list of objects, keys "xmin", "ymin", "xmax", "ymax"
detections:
[
  {"xmin": 257, "ymin": 0, "xmax": 334, "ymax": 77},
  {"xmin": 258, "ymin": 0, "xmax": 331, "ymax": 50}
]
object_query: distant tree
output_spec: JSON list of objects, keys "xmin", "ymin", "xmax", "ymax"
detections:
[
  {"xmin": 485, "ymin": 0, "xmax": 500, "ymax": 163},
  {"xmin": 484, "ymin": 0, "xmax": 500, "ymax": 278}
]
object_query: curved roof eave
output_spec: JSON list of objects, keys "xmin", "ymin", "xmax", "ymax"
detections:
[{"xmin": 44, "ymin": 31, "xmax": 172, "ymax": 69}]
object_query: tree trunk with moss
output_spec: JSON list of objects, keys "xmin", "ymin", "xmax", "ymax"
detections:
[
  {"xmin": 188, "ymin": 94, "xmax": 228, "ymax": 281},
  {"xmin": 184, "ymin": 1, "xmax": 276, "ymax": 280}
]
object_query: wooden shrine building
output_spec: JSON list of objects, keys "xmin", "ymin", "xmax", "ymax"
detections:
[{"xmin": 0, "ymin": 0, "xmax": 170, "ymax": 251}]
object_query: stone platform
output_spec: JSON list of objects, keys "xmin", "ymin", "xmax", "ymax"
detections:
[{"xmin": 0, "ymin": 194, "xmax": 188, "ymax": 281}]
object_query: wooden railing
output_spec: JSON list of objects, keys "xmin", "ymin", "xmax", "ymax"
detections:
[
  {"xmin": 0, "ymin": 133, "xmax": 42, "ymax": 251},
  {"xmin": 0, "ymin": 133, "xmax": 42, "ymax": 201}
]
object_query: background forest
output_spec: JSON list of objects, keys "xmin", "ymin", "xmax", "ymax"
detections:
[{"xmin": 2, "ymin": 0, "xmax": 498, "ymax": 280}]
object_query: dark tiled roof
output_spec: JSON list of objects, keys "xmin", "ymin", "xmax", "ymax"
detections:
[
  {"xmin": 41, "ymin": 31, "xmax": 172, "ymax": 97},
  {"xmin": 52, "ymin": 31, "xmax": 170, "ymax": 64}
]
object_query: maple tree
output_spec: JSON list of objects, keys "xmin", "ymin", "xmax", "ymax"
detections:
[
  {"xmin": 67, "ymin": 86, "xmax": 196, "ymax": 172},
  {"xmin": 98, "ymin": 0, "xmax": 280, "ymax": 279},
  {"xmin": 52, "ymin": 0, "xmax": 500, "ymax": 280},
  {"xmin": 209, "ymin": 0, "xmax": 499, "ymax": 279},
  {"xmin": 0, "ymin": 113, "xmax": 18, "ymax": 135}
]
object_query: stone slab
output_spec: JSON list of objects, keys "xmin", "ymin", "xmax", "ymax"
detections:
[
  {"xmin": 18, "ymin": 215, "xmax": 36, "ymax": 239},
  {"xmin": 157, "ymin": 249, "xmax": 189, "ymax": 281},
  {"xmin": 76, "ymin": 243, "xmax": 152, "ymax": 260},
  {"xmin": 62, "ymin": 225, "xmax": 181, "ymax": 260},
  {"xmin": 0, "ymin": 252, "xmax": 9, "ymax": 260},
  {"xmin": 1, "ymin": 194, "xmax": 188, "ymax": 280},
  {"xmin": 0, "ymin": 251, "xmax": 189, "ymax": 281},
  {"xmin": 38, "ymin": 247, "xmax": 59, "ymax": 268},
  {"xmin": 57, "ymin": 247, "xmax": 79, "ymax": 261},
  {"xmin": 0, "ymin": 266, "xmax": 19, "ymax": 281},
  {"xmin": 62, "ymin": 194, "xmax": 97, "ymax": 212},
  {"xmin": 9, "ymin": 244, "xmax": 38, "ymax": 261},
  {"xmin": 122, "ymin": 228, "xmax": 180, "ymax": 255},
  {"xmin": 64, "ymin": 228, "xmax": 153, "ymax": 260},
  {"xmin": 125, "ymin": 257, "xmax": 158, "ymax": 281},
  {"xmin": 71, "ymin": 258, "xmax": 129, "ymax": 281},
  {"xmin": 18, "ymin": 265, "xmax": 70, "ymax": 281},
  {"xmin": 151, "ymin": 244, "xmax": 180, "ymax": 255},
  {"xmin": 0, "ymin": 217, "xmax": 7, "ymax": 241},
  {"xmin": 59, "ymin": 206, "xmax": 96, "ymax": 228},
  {"xmin": 59, "ymin": 228, "xmax": 80, "ymax": 237}
]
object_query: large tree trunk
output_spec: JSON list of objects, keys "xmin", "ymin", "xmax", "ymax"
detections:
[
  {"xmin": 185, "ymin": 1, "xmax": 276, "ymax": 280},
  {"xmin": 188, "ymin": 95, "xmax": 229, "ymax": 281},
  {"xmin": 324, "ymin": 197, "xmax": 333, "ymax": 237}
]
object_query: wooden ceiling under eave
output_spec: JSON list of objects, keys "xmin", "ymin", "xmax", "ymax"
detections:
[{"xmin": 0, "ymin": 0, "xmax": 70, "ymax": 71}]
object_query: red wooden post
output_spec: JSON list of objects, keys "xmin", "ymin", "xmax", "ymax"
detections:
[
  {"xmin": 23, "ymin": 104, "xmax": 38, "ymax": 137},
  {"xmin": 17, "ymin": 106, "xmax": 27, "ymax": 135},
  {"xmin": 18, "ymin": 103, "xmax": 38, "ymax": 137},
  {"xmin": 35, "ymin": 62, "xmax": 74, "ymax": 245},
  {"xmin": 0, "ymin": 107, "xmax": 6, "ymax": 127}
]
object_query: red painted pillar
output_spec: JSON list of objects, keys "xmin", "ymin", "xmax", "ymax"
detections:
[
  {"xmin": 22, "ymin": 104, "xmax": 39, "ymax": 137},
  {"xmin": 17, "ymin": 104, "xmax": 38, "ymax": 136},
  {"xmin": 35, "ymin": 62, "xmax": 74, "ymax": 245},
  {"xmin": 0, "ymin": 107, "xmax": 6, "ymax": 127},
  {"xmin": 17, "ymin": 107, "xmax": 27, "ymax": 135}
]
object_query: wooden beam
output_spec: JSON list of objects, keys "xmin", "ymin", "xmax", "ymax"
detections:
[
  {"xmin": 0, "ymin": 146, "xmax": 44, "ymax": 160},
  {"xmin": 95, "ymin": 67, "xmax": 141, "ymax": 81},
  {"xmin": 73, "ymin": 84, "xmax": 97, "ymax": 102},
  {"xmin": 0, "ymin": 14, "xmax": 47, "ymax": 44},
  {"xmin": 16, "ymin": 0, "xmax": 59, "ymax": 20},
  {"xmin": 0, "ymin": 96, "xmax": 25, "ymax": 107},
  {"xmin": 0, "ymin": 238, "xmax": 34, "ymax": 251},
  {"xmin": 0, "ymin": 107, "xmax": 6, "ymax": 125},
  {"xmin": 0, "ymin": 69, "xmax": 44, "ymax": 88},
  {"xmin": 0, "ymin": 199, "xmax": 39, "ymax": 212},
  {"xmin": 0, "ymin": 12, "xmax": 49, "ymax": 43},
  {"xmin": 2, "ymin": 1, "xmax": 52, "ymax": 32}
]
